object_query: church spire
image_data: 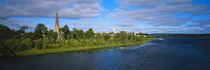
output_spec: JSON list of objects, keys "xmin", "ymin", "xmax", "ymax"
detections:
[
  {"xmin": 55, "ymin": 11, "xmax": 59, "ymax": 27},
  {"xmin": 54, "ymin": 11, "xmax": 60, "ymax": 32},
  {"xmin": 54, "ymin": 11, "xmax": 63, "ymax": 39}
]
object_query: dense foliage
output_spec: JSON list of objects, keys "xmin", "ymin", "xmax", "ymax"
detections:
[{"xmin": 0, "ymin": 23, "xmax": 151, "ymax": 56}]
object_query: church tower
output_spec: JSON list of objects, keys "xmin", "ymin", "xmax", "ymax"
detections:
[{"xmin": 54, "ymin": 11, "xmax": 63, "ymax": 39}]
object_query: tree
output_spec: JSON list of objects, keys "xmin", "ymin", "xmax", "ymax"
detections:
[
  {"xmin": 127, "ymin": 33, "xmax": 134, "ymax": 40},
  {"xmin": 119, "ymin": 31, "xmax": 127, "ymax": 40},
  {"xmin": 21, "ymin": 38, "xmax": 33, "ymax": 49},
  {"xmin": 47, "ymin": 30, "xmax": 58, "ymax": 43},
  {"xmin": 34, "ymin": 23, "xmax": 48, "ymax": 38},
  {"xmin": 78, "ymin": 30, "xmax": 85, "ymax": 40},
  {"xmin": 15, "ymin": 26, "xmax": 28, "ymax": 39},
  {"xmin": 85, "ymin": 28, "xmax": 95, "ymax": 39},
  {"xmin": 95, "ymin": 33, "xmax": 103, "ymax": 40},
  {"xmin": 4, "ymin": 38, "xmax": 24, "ymax": 52},
  {"xmin": 23, "ymin": 32, "xmax": 33, "ymax": 39},
  {"xmin": 71, "ymin": 28, "xmax": 84, "ymax": 41},
  {"xmin": 113, "ymin": 33, "xmax": 120, "ymax": 41},
  {"xmin": 72, "ymin": 28, "xmax": 79, "ymax": 39},
  {"xmin": 67, "ymin": 31, "xmax": 74, "ymax": 39},
  {"xmin": 19, "ymin": 26, "xmax": 28, "ymax": 33},
  {"xmin": 60, "ymin": 25, "xmax": 69, "ymax": 39},
  {"xmin": 0, "ymin": 25, "xmax": 14, "ymax": 41},
  {"xmin": 103, "ymin": 32, "xmax": 111, "ymax": 40}
]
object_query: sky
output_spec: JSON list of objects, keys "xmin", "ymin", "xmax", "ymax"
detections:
[{"xmin": 0, "ymin": 0, "xmax": 210, "ymax": 34}]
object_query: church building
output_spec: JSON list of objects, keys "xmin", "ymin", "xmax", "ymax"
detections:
[{"xmin": 54, "ymin": 11, "xmax": 63, "ymax": 39}]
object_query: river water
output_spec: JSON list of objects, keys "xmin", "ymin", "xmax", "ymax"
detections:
[{"xmin": 0, "ymin": 38, "xmax": 210, "ymax": 70}]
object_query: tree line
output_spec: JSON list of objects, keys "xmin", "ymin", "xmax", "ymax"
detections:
[{"xmin": 0, "ymin": 23, "xmax": 151, "ymax": 56}]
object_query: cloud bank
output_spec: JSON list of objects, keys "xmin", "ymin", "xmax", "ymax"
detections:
[
  {"xmin": 109, "ymin": 0, "xmax": 210, "ymax": 33},
  {"xmin": 0, "ymin": 0, "xmax": 102, "ymax": 19},
  {"xmin": 0, "ymin": 0, "xmax": 209, "ymax": 34}
]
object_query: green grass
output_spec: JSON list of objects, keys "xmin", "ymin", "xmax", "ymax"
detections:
[{"xmin": 15, "ymin": 39, "xmax": 153, "ymax": 56}]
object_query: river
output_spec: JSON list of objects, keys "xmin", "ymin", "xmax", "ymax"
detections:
[{"xmin": 0, "ymin": 38, "xmax": 209, "ymax": 70}]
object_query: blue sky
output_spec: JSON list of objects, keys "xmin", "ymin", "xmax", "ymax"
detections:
[{"xmin": 0, "ymin": 0, "xmax": 210, "ymax": 34}]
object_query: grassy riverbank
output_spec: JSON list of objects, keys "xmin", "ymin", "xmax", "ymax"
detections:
[{"xmin": 16, "ymin": 39, "xmax": 152, "ymax": 56}]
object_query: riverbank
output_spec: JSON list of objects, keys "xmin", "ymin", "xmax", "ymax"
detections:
[{"xmin": 15, "ymin": 39, "xmax": 153, "ymax": 56}]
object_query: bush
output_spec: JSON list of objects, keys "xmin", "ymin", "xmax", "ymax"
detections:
[
  {"xmin": 66, "ymin": 39, "xmax": 80, "ymax": 47},
  {"xmin": 35, "ymin": 39, "xmax": 43, "ymax": 49},
  {"xmin": 21, "ymin": 38, "xmax": 33, "ymax": 49},
  {"xmin": 49, "ymin": 44, "xmax": 60, "ymax": 49},
  {"xmin": 42, "ymin": 43, "xmax": 49, "ymax": 49},
  {"xmin": 4, "ymin": 38, "xmax": 24, "ymax": 52}
]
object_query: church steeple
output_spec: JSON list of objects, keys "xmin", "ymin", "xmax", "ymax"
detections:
[
  {"xmin": 54, "ymin": 11, "xmax": 63, "ymax": 39},
  {"xmin": 55, "ymin": 11, "xmax": 59, "ymax": 27},
  {"xmin": 54, "ymin": 11, "xmax": 60, "ymax": 33}
]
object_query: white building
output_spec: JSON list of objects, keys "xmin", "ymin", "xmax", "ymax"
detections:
[{"xmin": 113, "ymin": 28, "xmax": 117, "ymax": 33}]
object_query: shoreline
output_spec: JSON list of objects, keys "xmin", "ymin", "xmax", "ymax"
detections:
[{"xmin": 4, "ymin": 39, "xmax": 154, "ymax": 56}]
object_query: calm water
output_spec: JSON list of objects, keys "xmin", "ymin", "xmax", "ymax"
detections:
[{"xmin": 0, "ymin": 38, "xmax": 210, "ymax": 70}]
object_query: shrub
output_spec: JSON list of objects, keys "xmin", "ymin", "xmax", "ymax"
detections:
[
  {"xmin": 21, "ymin": 38, "xmax": 33, "ymax": 49},
  {"xmin": 35, "ymin": 39, "xmax": 43, "ymax": 49},
  {"xmin": 4, "ymin": 38, "xmax": 24, "ymax": 52}
]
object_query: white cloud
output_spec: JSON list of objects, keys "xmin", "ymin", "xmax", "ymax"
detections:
[
  {"xmin": 112, "ymin": 0, "xmax": 210, "ymax": 27},
  {"xmin": 107, "ymin": 0, "xmax": 210, "ymax": 33},
  {"xmin": 116, "ymin": 23, "xmax": 136, "ymax": 27},
  {"xmin": 64, "ymin": 22, "xmax": 79, "ymax": 25},
  {"xmin": 0, "ymin": 18, "xmax": 34, "ymax": 31},
  {"xmin": 98, "ymin": 18, "xmax": 103, "ymax": 21},
  {"xmin": 0, "ymin": 0, "xmax": 103, "ymax": 31},
  {"xmin": 0, "ymin": 0, "xmax": 102, "ymax": 19}
]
